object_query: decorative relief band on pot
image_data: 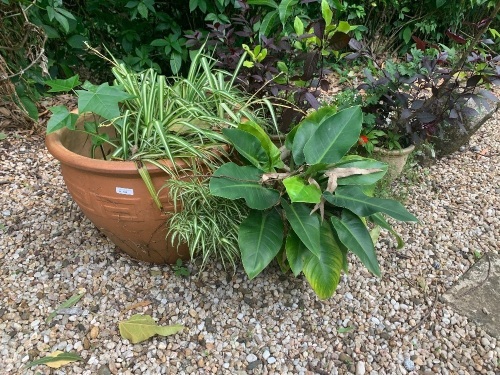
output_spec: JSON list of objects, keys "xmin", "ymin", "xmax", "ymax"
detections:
[
  {"xmin": 116, "ymin": 187, "xmax": 134, "ymax": 196},
  {"xmin": 66, "ymin": 181, "xmax": 140, "ymax": 221}
]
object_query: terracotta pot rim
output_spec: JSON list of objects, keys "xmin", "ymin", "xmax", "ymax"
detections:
[
  {"xmin": 373, "ymin": 144, "xmax": 415, "ymax": 156},
  {"xmin": 46, "ymin": 127, "xmax": 194, "ymax": 175}
]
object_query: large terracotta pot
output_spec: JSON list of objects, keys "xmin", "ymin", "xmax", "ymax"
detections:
[
  {"xmin": 45, "ymin": 121, "xmax": 190, "ymax": 264},
  {"xmin": 372, "ymin": 144, "xmax": 415, "ymax": 181}
]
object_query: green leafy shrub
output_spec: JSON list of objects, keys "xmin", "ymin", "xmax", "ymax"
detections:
[
  {"xmin": 334, "ymin": 0, "xmax": 500, "ymax": 54},
  {"xmin": 209, "ymin": 106, "xmax": 417, "ymax": 299},
  {"xmin": 343, "ymin": 10, "xmax": 500, "ymax": 156},
  {"xmin": 0, "ymin": 1, "xmax": 47, "ymax": 122},
  {"xmin": 45, "ymin": 51, "xmax": 275, "ymax": 165},
  {"xmin": 19, "ymin": 0, "xmax": 242, "ymax": 79},
  {"xmin": 187, "ymin": 0, "xmax": 358, "ymax": 130}
]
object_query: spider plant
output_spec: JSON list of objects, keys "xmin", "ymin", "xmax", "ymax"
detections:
[
  {"xmin": 46, "ymin": 49, "xmax": 277, "ymax": 194},
  {"xmin": 46, "ymin": 49, "xmax": 277, "ymax": 170},
  {"xmin": 107, "ymin": 51, "xmax": 276, "ymax": 169},
  {"xmin": 165, "ymin": 178, "xmax": 248, "ymax": 271}
]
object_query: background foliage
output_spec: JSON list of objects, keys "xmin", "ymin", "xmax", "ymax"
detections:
[{"xmin": 1, "ymin": 0, "xmax": 499, "ymax": 125}]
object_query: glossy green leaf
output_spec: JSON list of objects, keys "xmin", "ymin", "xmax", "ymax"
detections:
[
  {"xmin": 283, "ymin": 176, "xmax": 321, "ymax": 203},
  {"xmin": 119, "ymin": 314, "xmax": 183, "ymax": 344},
  {"xmin": 304, "ymin": 106, "xmax": 363, "ymax": 165},
  {"xmin": 210, "ymin": 163, "xmax": 280, "ymax": 210},
  {"xmin": 324, "ymin": 186, "xmax": 418, "ymax": 222},
  {"xmin": 278, "ymin": 0, "xmax": 298, "ymax": 26},
  {"xmin": 277, "ymin": 61, "xmax": 288, "ymax": 73},
  {"xmin": 76, "ymin": 83, "xmax": 134, "ymax": 120},
  {"xmin": 137, "ymin": 2, "xmax": 148, "ymax": 18},
  {"xmin": 331, "ymin": 0, "xmax": 345, "ymax": 10},
  {"xmin": 170, "ymin": 52, "xmax": 182, "ymax": 74},
  {"xmin": 307, "ymin": 105, "xmax": 339, "ymax": 123},
  {"xmin": 402, "ymin": 26, "xmax": 412, "ymax": 44},
  {"xmin": 369, "ymin": 213, "xmax": 405, "ymax": 249},
  {"xmin": 238, "ymin": 121, "xmax": 283, "ymax": 169},
  {"xmin": 247, "ymin": 0, "xmax": 279, "ymax": 7},
  {"xmin": 285, "ymin": 230, "xmax": 311, "ymax": 276},
  {"xmin": 291, "ymin": 119, "xmax": 317, "ymax": 165},
  {"xmin": 55, "ymin": 7, "xmax": 76, "ymax": 20},
  {"xmin": 294, "ymin": 16, "xmax": 304, "ymax": 35},
  {"xmin": 321, "ymin": 0, "xmax": 333, "ymax": 26},
  {"xmin": 302, "ymin": 221, "xmax": 344, "ymax": 299},
  {"xmin": 337, "ymin": 21, "xmax": 351, "ymax": 33},
  {"xmin": 47, "ymin": 6, "xmax": 56, "ymax": 21},
  {"xmin": 46, "ymin": 105, "xmax": 78, "ymax": 133},
  {"xmin": 334, "ymin": 156, "xmax": 388, "ymax": 185},
  {"xmin": 259, "ymin": 10, "xmax": 279, "ymax": 36},
  {"xmin": 281, "ymin": 199, "xmax": 321, "ymax": 257},
  {"xmin": 239, "ymin": 209, "xmax": 284, "ymax": 279},
  {"xmin": 223, "ymin": 128, "xmax": 270, "ymax": 170},
  {"xmin": 54, "ymin": 11, "xmax": 70, "ymax": 33},
  {"xmin": 331, "ymin": 210, "xmax": 380, "ymax": 276},
  {"xmin": 19, "ymin": 96, "xmax": 39, "ymax": 120},
  {"xmin": 67, "ymin": 34, "xmax": 88, "ymax": 49},
  {"xmin": 46, "ymin": 75, "xmax": 81, "ymax": 92},
  {"xmin": 291, "ymin": 106, "xmax": 337, "ymax": 164},
  {"xmin": 151, "ymin": 38, "xmax": 169, "ymax": 47}
]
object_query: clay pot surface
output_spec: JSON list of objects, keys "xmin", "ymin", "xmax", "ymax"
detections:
[
  {"xmin": 46, "ymin": 123, "xmax": 190, "ymax": 264},
  {"xmin": 372, "ymin": 144, "xmax": 415, "ymax": 180}
]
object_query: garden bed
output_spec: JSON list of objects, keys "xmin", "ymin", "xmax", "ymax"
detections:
[{"xmin": 0, "ymin": 100, "xmax": 498, "ymax": 374}]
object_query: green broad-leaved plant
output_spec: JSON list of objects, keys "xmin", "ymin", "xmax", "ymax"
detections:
[{"xmin": 209, "ymin": 105, "xmax": 418, "ymax": 299}]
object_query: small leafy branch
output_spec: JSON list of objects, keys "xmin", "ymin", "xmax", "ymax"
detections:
[
  {"xmin": 172, "ymin": 259, "xmax": 190, "ymax": 277},
  {"xmin": 209, "ymin": 106, "xmax": 417, "ymax": 299}
]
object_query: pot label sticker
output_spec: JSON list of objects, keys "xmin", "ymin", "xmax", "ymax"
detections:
[{"xmin": 116, "ymin": 187, "xmax": 134, "ymax": 196}]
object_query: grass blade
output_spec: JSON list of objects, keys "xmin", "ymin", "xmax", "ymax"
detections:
[{"xmin": 46, "ymin": 290, "xmax": 85, "ymax": 323}]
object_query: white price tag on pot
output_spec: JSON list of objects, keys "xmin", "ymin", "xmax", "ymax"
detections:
[{"xmin": 116, "ymin": 187, "xmax": 134, "ymax": 196}]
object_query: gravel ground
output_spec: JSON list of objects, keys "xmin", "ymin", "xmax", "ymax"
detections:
[{"xmin": 0, "ymin": 112, "xmax": 499, "ymax": 375}]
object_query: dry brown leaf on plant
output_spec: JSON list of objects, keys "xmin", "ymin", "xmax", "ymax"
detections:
[
  {"xmin": 325, "ymin": 167, "xmax": 383, "ymax": 193},
  {"xmin": 261, "ymin": 172, "xmax": 292, "ymax": 183}
]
